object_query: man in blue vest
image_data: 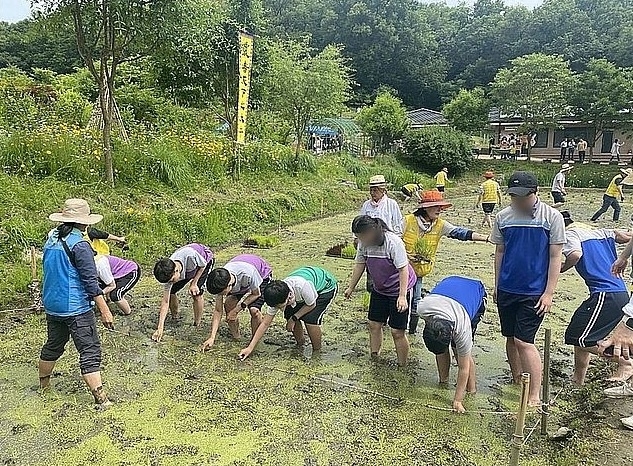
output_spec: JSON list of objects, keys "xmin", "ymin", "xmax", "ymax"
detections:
[{"xmin": 417, "ymin": 275, "xmax": 487, "ymax": 413}]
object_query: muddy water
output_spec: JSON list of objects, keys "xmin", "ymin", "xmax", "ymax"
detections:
[{"xmin": 1, "ymin": 189, "xmax": 632, "ymax": 465}]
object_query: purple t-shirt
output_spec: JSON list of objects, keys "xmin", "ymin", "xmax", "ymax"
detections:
[
  {"xmin": 95, "ymin": 255, "xmax": 138, "ymax": 284},
  {"xmin": 167, "ymin": 243, "xmax": 214, "ymax": 287},
  {"xmin": 225, "ymin": 254, "xmax": 272, "ymax": 294},
  {"xmin": 355, "ymin": 231, "xmax": 416, "ymax": 297}
]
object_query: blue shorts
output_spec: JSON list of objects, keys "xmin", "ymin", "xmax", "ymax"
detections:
[{"xmin": 497, "ymin": 290, "xmax": 543, "ymax": 344}]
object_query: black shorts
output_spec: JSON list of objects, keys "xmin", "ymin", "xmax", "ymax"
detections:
[
  {"xmin": 565, "ymin": 291, "xmax": 628, "ymax": 347},
  {"xmin": 108, "ymin": 265, "xmax": 141, "ymax": 302},
  {"xmin": 436, "ymin": 186, "xmax": 445, "ymax": 193},
  {"xmin": 481, "ymin": 203, "xmax": 496, "ymax": 214},
  {"xmin": 170, "ymin": 260, "xmax": 214, "ymax": 296},
  {"xmin": 284, "ymin": 287, "xmax": 337, "ymax": 325},
  {"xmin": 230, "ymin": 277, "xmax": 272, "ymax": 311},
  {"xmin": 497, "ymin": 290, "xmax": 544, "ymax": 343},
  {"xmin": 368, "ymin": 290, "xmax": 412, "ymax": 330},
  {"xmin": 551, "ymin": 191, "xmax": 565, "ymax": 204},
  {"xmin": 40, "ymin": 310, "xmax": 101, "ymax": 375}
]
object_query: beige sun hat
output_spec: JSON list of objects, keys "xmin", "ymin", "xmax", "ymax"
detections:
[
  {"xmin": 561, "ymin": 163, "xmax": 573, "ymax": 171},
  {"xmin": 369, "ymin": 174, "xmax": 388, "ymax": 188},
  {"xmin": 621, "ymin": 168, "xmax": 633, "ymax": 186},
  {"xmin": 49, "ymin": 199, "xmax": 103, "ymax": 225}
]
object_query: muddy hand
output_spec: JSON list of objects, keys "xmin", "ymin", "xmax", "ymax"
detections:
[
  {"xmin": 201, "ymin": 338, "xmax": 214, "ymax": 352},
  {"xmin": 152, "ymin": 328, "xmax": 163, "ymax": 342},
  {"xmin": 238, "ymin": 347, "xmax": 252, "ymax": 361},
  {"xmin": 344, "ymin": 287, "xmax": 354, "ymax": 299},
  {"xmin": 101, "ymin": 309, "xmax": 115, "ymax": 330},
  {"xmin": 189, "ymin": 285, "xmax": 200, "ymax": 296},
  {"xmin": 453, "ymin": 401, "xmax": 466, "ymax": 414}
]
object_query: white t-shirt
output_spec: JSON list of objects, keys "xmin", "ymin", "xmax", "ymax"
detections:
[
  {"xmin": 225, "ymin": 261, "xmax": 264, "ymax": 294},
  {"xmin": 359, "ymin": 196, "xmax": 404, "ymax": 236},
  {"xmin": 95, "ymin": 255, "xmax": 114, "ymax": 285},
  {"xmin": 417, "ymin": 294, "xmax": 473, "ymax": 356},
  {"xmin": 551, "ymin": 171, "xmax": 565, "ymax": 193},
  {"xmin": 265, "ymin": 276, "xmax": 318, "ymax": 316}
]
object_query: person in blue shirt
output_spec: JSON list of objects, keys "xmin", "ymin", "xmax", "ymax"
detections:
[
  {"xmin": 560, "ymin": 211, "xmax": 632, "ymax": 385},
  {"xmin": 417, "ymin": 276, "xmax": 487, "ymax": 413},
  {"xmin": 490, "ymin": 171, "xmax": 566, "ymax": 407},
  {"xmin": 38, "ymin": 199, "xmax": 115, "ymax": 407}
]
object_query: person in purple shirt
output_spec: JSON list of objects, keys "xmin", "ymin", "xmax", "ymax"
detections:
[
  {"xmin": 95, "ymin": 254, "xmax": 141, "ymax": 315},
  {"xmin": 344, "ymin": 215, "xmax": 416, "ymax": 366},
  {"xmin": 201, "ymin": 254, "xmax": 273, "ymax": 351}
]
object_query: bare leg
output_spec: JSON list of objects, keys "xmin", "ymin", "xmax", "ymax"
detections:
[
  {"xmin": 249, "ymin": 308, "xmax": 263, "ymax": 338},
  {"xmin": 169, "ymin": 294, "xmax": 180, "ymax": 319},
  {"xmin": 608, "ymin": 357, "xmax": 633, "ymax": 382},
  {"xmin": 305, "ymin": 323, "xmax": 322, "ymax": 351},
  {"xmin": 436, "ymin": 352, "xmax": 451, "ymax": 384},
  {"xmin": 83, "ymin": 371, "xmax": 110, "ymax": 406},
  {"xmin": 115, "ymin": 298, "xmax": 132, "ymax": 315},
  {"xmin": 224, "ymin": 296, "xmax": 240, "ymax": 339},
  {"xmin": 192, "ymin": 295, "xmax": 204, "ymax": 327},
  {"xmin": 292, "ymin": 321, "xmax": 306, "ymax": 347},
  {"xmin": 514, "ymin": 337, "xmax": 542, "ymax": 406},
  {"xmin": 572, "ymin": 347, "xmax": 591, "ymax": 386},
  {"xmin": 467, "ymin": 356, "xmax": 477, "ymax": 393},
  {"xmin": 391, "ymin": 328, "xmax": 409, "ymax": 367},
  {"xmin": 38, "ymin": 359, "xmax": 56, "ymax": 389},
  {"xmin": 506, "ymin": 337, "xmax": 523, "ymax": 384},
  {"xmin": 368, "ymin": 321, "xmax": 383, "ymax": 358}
]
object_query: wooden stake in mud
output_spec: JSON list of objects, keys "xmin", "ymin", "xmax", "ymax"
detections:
[
  {"xmin": 30, "ymin": 246, "xmax": 37, "ymax": 281},
  {"xmin": 509, "ymin": 373, "xmax": 530, "ymax": 466},
  {"xmin": 541, "ymin": 328, "xmax": 552, "ymax": 436}
]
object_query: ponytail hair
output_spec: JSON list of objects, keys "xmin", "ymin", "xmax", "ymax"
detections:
[
  {"xmin": 351, "ymin": 215, "xmax": 392, "ymax": 235},
  {"xmin": 56, "ymin": 223, "xmax": 76, "ymax": 238}
]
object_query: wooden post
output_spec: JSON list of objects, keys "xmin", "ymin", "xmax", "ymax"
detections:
[
  {"xmin": 509, "ymin": 373, "xmax": 530, "ymax": 466},
  {"xmin": 541, "ymin": 328, "xmax": 552, "ymax": 436},
  {"xmin": 30, "ymin": 246, "xmax": 37, "ymax": 281}
]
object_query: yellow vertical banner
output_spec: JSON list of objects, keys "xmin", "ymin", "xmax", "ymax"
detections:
[{"xmin": 236, "ymin": 31, "xmax": 254, "ymax": 145}]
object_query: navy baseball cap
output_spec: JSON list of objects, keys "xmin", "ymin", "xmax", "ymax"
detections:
[
  {"xmin": 507, "ymin": 171, "xmax": 538, "ymax": 196},
  {"xmin": 422, "ymin": 318, "xmax": 454, "ymax": 355}
]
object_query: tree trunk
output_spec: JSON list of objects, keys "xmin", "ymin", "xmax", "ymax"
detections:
[{"xmin": 99, "ymin": 82, "xmax": 115, "ymax": 187}]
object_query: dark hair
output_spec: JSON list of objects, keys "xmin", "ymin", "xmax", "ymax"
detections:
[
  {"xmin": 56, "ymin": 222, "xmax": 78, "ymax": 238},
  {"xmin": 263, "ymin": 280, "xmax": 291, "ymax": 307},
  {"xmin": 154, "ymin": 258, "xmax": 176, "ymax": 283},
  {"xmin": 206, "ymin": 268, "xmax": 232, "ymax": 295},
  {"xmin": 560, "ymin": 210, "xmax": 573, "ymax": 227},
  {"xmin": 351, "ymin": 215, "xmax": 391, "ymax": 234},
  {"xmin": 422, "ymin": 318, "xmax": 453, "ymax": 355}
]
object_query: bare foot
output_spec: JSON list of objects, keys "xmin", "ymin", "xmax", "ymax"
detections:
[{"xmin": 608, "ymin": 361, "xmax": 633, "ymax": 382}]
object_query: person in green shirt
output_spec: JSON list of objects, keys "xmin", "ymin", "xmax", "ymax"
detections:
[{"xmin": 238, "ymin": 267, "xmax": 338, "ymax": 360}]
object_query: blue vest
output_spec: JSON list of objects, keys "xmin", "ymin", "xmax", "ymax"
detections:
[{"xmin": 42, "ymin": 228, "xmax": 94, "ymax": 317}]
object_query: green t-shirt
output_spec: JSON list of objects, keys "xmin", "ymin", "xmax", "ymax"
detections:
[{"xmin": 288, "ymin": 267, "xmax": 337, "ymax": 294}]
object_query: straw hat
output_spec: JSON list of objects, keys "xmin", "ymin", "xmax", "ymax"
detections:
[
  {"xmin": 49, "ymin": 199, "xmax": 103, "ymax": 225},
  {"xmin": 369, "ymin": 174, "xmax": 388, "ymax": 188},
  {"xmin": 621, "ymin": 168, "xmax": 633, "ymax": 185},
  {"xmin": 561, "ymin": 163, "xmax": 573, "ymax": 171},
  {"xmin": 417, "ymin": 190, "xmax": 453, "ymax": 209},
  {"xmin": 483, "ymin": 171, "xmax": 495, "ymax": 179}
]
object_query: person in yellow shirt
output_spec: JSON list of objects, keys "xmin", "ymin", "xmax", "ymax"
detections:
[
  {"xmin": 84, "ymin": 227, "xmax": 127, "ymax": 255},
  {"xmin": 402, "ymin": 190, "xmax": 491, "ymax": 334},
  {"xmin": 591, "ymin": 168, "xmax": 632, "ymax": 222},
  {"xmin": 401, "ymin": 183, "xmax": 422, "ymax": 201},
  {"xmin": 434, "ymin": 168, "xmax": 449, "ymax": 192},
  {"xmin": 475, "ymin": 171, "xmax": 502, "ymax": 228}
]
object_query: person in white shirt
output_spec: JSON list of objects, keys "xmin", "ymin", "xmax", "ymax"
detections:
[
  {"xmin": 551, "ymin": 163, "xmax": 573, "ymax": 208},
  {"xmin": 359, "ymin": 175, "xmax": 403, "ymax": 236}
]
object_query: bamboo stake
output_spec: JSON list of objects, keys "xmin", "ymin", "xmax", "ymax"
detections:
[
  {"xmin": 30, "ymin": 246, "xmax": 37, "ymax": 281},
  {"xmin": 541, "ymin": 328, "xmax": 551, "ymax": 436},
  {"xmin": 509, "ymin": 373, "xmax": 530, "ymax": 466}
]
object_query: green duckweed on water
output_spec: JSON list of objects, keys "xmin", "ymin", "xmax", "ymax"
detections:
[{"xmin": 1, "ymin": 193, "xmax": 633, "ymax": 465}]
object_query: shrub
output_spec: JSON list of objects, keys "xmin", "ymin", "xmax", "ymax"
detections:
[
  {"xmin": 245, "ymin": 235, "xmax": 280, "ymax": 249},
  {"xmin": 399, "ymin": 127, "xmax": 473, "ymax": 175}
]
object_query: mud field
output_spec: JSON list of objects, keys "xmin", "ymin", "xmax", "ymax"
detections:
[{"xmin": 1, "ymin": 189, "xmax": 633, "ymax": 465}]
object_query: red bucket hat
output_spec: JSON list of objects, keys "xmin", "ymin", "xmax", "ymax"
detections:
[{"xmin": 417, "ymin": 190, "xmax": 453, "ymax": 209}]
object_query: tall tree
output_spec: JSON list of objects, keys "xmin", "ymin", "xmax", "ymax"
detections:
[
  {"xmin": 357, "ymin": 89, "xmax": 409, "ymax": 154},
  {"xmin": 570, "ymin": 58, "xmax": 633, "ymax": 160},
  {"xmin": 442, "ymin": 87, "xmax": 490, "ymax": 135},
  {"xmin": 264, "ymin": 39, "xmax": 351, "ymax": 156},
  {"xmin": 34, "ymin": 0, "xmax": 174, "ymax": 185},
  {"xmin": 492, "ymin": 53, "xmax": 574, "ymax": 159}
]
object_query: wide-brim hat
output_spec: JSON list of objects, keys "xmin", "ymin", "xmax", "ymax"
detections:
[
  {"xmin": 417, "ymin": 190, "xmax": 453, "ymax": 209},
  {"xmin": 561, "ymin": 163, "xmax": 573, "ymax": 171},
  {"xmin": 621, "ymin": 168, "xmax": 633, "ymax": 185},
  {"xmin": 369, "ymin": 174, "xmax": 388, "ymax": 188},
  {"xmin": 49, "ymin": 198, "xmax": 103, "ymax": 225}
]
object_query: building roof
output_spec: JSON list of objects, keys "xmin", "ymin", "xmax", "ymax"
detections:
[{"xmin": 407, "ymin": 108, "xmax": 448, "ymax": 127}]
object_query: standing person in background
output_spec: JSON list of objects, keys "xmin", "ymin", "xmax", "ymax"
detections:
[
  {"xmin": 560, "ymin": 139, "xmax": 568, "ymax": 161},
  {"xmin": 610, "ymin": 138, "xmax": 624, "ymax": 162},
  {"xmin": 402, "ymin": 190, "xmax": 490, "ymax": 335},
  {"xmin": 151, "ymin": 244, "xmax": 215, "ymax": 342},
  {"xmin": 551, "ymin": 163, "xmax": 573, "ymax": 209},
  {"xmin": 577, "ymin": 139, "xmax": 587, "ymax": 163},
  {"xmin": 509, "ymin": 137, "xmax": 519, "ymax": 161},
  {"xmin": 591, "ymin": 168, "xmax": 631, "ymax": 222},
  {"xmin": 344, "ymin": 215, "xmax": 416, "ymax": 366},
  {"xmin": 567, "ymin": 138, "xmax": 576, "ymax": 161},
  {"xmin": 94, "ymin": 254, "xmax": 141, "ymax": 315},
  {"xmin": 490, "ymin": 171, "xmax": 566, "ymax": 407},
  {"xmin": 39, "ymin": 199, "xmax": 114, "ymax": 407},
  {"xmin": 476, "ymin": 171, "xmax": 502, "ymax": 227},
  {"xmin": 434, "ymin": 168, "xmax": 449, "ymax": 193}
]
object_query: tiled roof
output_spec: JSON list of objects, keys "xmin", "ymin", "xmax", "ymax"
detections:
[{"xmin": 407, "ymin": 108, "xmax": 448, "ymax": 127}]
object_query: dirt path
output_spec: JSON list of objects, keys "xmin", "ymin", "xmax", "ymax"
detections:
[{"xmin": 1, "ymin": 191, "xmax": 633, "ymax": 465}]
